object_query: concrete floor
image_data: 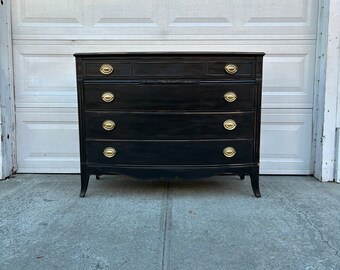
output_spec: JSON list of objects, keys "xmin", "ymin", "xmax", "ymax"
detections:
[{"xmin": 0, "ymin": 174, "xmax": 339, "ymax": 270}]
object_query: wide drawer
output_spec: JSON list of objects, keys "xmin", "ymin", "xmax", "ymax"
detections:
[
  {"xmin": 83, "ymin": 83, "xmax": 257, "ymax": 111},
  {"xmin": 82, "ymin": 57, "xmax": 255, "ymax": 79},
  {"xmin": 86, "ymin": 140, "xmax": 254, "ymax": 166},
  {"xmin": 84, "ymin": 112, "xmax": 255, "ymax": 140}
]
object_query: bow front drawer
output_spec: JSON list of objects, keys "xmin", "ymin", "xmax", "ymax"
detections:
[
  {"xmin": 83, "ymin": 83, "xmax": 257, "ymax": 111},
  {"xmin": 86, "ymin": 140, "xmax": 254, "ymax": 166},
  {"xmin": 84, "ymin": 112, "xmax": 255, "ymax": 140}
]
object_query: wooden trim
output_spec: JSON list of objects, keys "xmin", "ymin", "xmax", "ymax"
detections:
[
  {"xmin": 313, "ymin": 0, "xmax": 340, "ymax": 182},
  {"xmin": 0, "ymin": 0, "xmax": 16, "ymax": 179}
]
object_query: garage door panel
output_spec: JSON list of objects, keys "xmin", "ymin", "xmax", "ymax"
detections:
[
  {"xmin": 14, "ymin": 43, "xmax": 315, "ymax": 109},
  {"xmin": 12, "ymin": 0, "xmax": 164, "ymax": 37},
  {"xmin": 12, "ymin": 1, "xmax": 317, "ymax": 174},
  {"xmin": 16, "ymin": 109, "xmax": 80, "ymax": 173},
  {"xmin": 167, "ymin": 0, "xmax": 234, "ymax": 27},
  {"xmin": 12, "ymin": 0, "xmax": 318, "ymax": 38},
  {"xmin": 94, "ymin": 0, "xmax": 161, "ymax": 27},
  {"xmin": 14, "ymin": 52, "xmax": 76, "ymax": 107},
  {"xmin": 262, "ymin": 48, "xmax": 315, "ymax": 109},
  {"xmin": 243, "ymin": 0, "xmax": 317, "ymax": 28},
  {"xmin": 12, "ymin": 0, "xmax": 87, "ymax": 26},
  {"xmin": 260, "ymin": 109, "xmax": 312, "ymax": 174}
]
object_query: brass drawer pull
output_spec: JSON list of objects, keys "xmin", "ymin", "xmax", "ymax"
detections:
[
  {"xmin": 102, "ymin": 120, "xmax": 116, "ymax": 131},
  {"xmin": 103, "ymin": 147, "xmax": 116, "ymax": 158},
  {"xmin": 100, "ymin": 64, "xmax": 114, "ymax": 75},
  {"xmin": 223, "ymin": 119, "xmax": 237, "ymax": 130},
  {"xmin": 225, "ymin": 64, "xmax": 238, "ymax": 74},
  {"xmin": 102, "ymin": 92, "xmax": 115, "ymax": 103},
  {"xmin": 224, "ymin": 91, "xmax": 237, "ymax": 102},
  {"xmin": 223, "ymin": 147, "xmax": 236, "ymax": 158}
]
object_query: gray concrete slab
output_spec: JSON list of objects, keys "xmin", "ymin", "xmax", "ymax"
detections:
[
  {"xmin": 0, "ymin": 174, "xmax": 339, "ymax": 270},
  {"xmin": 0, "ymin": 175, "xmax": 167, "ymax": 270},
  {"xmin": 167, "ymin": 176, "xmax": 340, "ymax": 270}
]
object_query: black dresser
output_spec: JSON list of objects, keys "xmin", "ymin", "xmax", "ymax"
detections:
[{"xmin": 74, "ymin": 52, "xmax": 264, "ymax": 197}]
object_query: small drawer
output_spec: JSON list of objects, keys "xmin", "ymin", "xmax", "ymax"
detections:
[
  {"xmin": 206, "ymin": 57, "xmax": 256, "ymax": 80},
  {"xmin": 83, "ymin": 82, "xmax": 257, "ymax": 111},
  {"xmin": 84, "ymin": 61, "xmax": 131, "ymax": 77},
  {"xmin": 84, "ymin": 112, "xmax": 255, "ymax": 140},
  {"xmin": 86, "ymin": 140, "xmax": 254, "ymax": 166}
]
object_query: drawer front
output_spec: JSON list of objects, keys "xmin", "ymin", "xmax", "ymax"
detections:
[
  {"xmin": 86, "ymin": 140, "xmax": 254, "ymax": 166},
  {"xmin": 82, "ymin": 57, "xmax": 255, "ymax": 79},
  {"xmin": 83, "ymin": 83, "xmax": 257, "ymax": 111},
  {"xmin": 85, "ymin": 112, "xmax": 255, "ymax": 140}
]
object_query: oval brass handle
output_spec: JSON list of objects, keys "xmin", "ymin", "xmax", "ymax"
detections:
[
  {"xmin": 102, "ymin": 120, "xmax": 116, "ymax": 131},
  {"xmin": 223, "ymin": 147, "xmax": 236, "ymax": 158},
  {"xmin": 103, "ymin": 147, "xmax": 116, "ymax": 158},
  {"xmin": 100, "ymin": 64, "xmax": 114, "ymax": 75},
  {"xmin": 225, "ymin": 64, "xmax": 238, "ymax": 74},
  {"xmin": 102, "ymin": 92, "xmax": 115, "ymax": 103},
  {"xmin": 223, "ymin": 119, "xmax": 237, "ymax": 131},
  {"xmin": 224, "ymin": 91, "xmax": 237, "ymax": 102}
]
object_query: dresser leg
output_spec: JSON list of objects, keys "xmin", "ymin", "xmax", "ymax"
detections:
[
  {"xmin": 250, "ymin": 173, "xmax": 261, "ymax": 198},
  {"xmin": 80, "ymin": 174, "xmax": 89, "ymax": 197},
  {"xmin": 239, "ymin": 175, "xmax": 245, "ymax": 180},
  {"xmin": 96, "ymin": 175, "xmax": 100, "ymax": 180}
]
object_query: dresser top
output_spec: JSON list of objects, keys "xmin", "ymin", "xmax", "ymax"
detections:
[{"xmin": 74, "ymin": 52, "xmax": 265, "ymax": 57}]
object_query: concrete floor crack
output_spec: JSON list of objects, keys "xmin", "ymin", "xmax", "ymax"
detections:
[
  {"xmin": 161, "ymin": 180, "xmax": 172, "ymax": 270},
  {"xmin": 294, "ymin": 207, "xmax": 340, "ymax": 258},
  {"xmin": 266, "ymin": 182, "xmax": 340, "ymax": 258}
]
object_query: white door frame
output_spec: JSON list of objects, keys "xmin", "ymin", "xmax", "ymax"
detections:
[
  {"xmin": 313, "ymin": 0, "xmax": 340, "ymax": 182},
  {"xmin": 0, "ymin": 0, "xmax": 16, "ymax": 179},
  {"xmin": 1, "ymin": 0, "xmax": 339, "ymax": 181}
]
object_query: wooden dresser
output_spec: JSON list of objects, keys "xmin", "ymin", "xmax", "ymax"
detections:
[{"xmin": 74, "ymin": 52, "xmax": 264, "ymax": 197}]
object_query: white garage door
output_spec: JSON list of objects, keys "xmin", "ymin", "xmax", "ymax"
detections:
[{"xmin": 12, "ymin": 0, "xmax": 318, "ymax": 174}]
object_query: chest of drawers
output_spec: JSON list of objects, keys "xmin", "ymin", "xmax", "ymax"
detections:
[{"xmin": 74, "ymin": 52, "xmax": 264, "ymax": 197}]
